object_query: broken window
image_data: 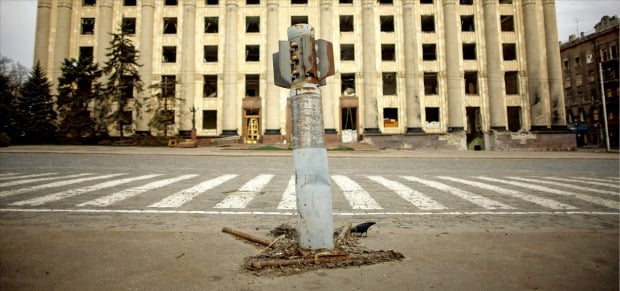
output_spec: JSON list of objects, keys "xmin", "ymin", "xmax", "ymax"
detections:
[
  {"xmin": 507, "ymin": 107, "xmax": 521, "ymax": 132},
  {"xmin": 81, "ymin": 18, "xmax": 95, "ymax": 35},
  {"xmin": 83, "ymin": 0, "xmax": 96, "ymax": 6},
  {"xmin": 425, "ymin": 107, "xmax": 440, "ymax": 124},
  {"xmin": 161, "ymin": 75, "xmax": 176, "ymax": 98},
  {"xmin": 504, "ymin": 71, "xmax": 519, "ymax": 94},
  {"xmin": 291, "ymin": 16, "xmax": 308, "ymax": 25},
  {"xmin": 423, "ymin": 44, "xmax": 437, "ymax": 61},
  {"xmin": 246, "ymin": 16, "xmax": 260, "ymax": 33},
  {"xmin": 79, "ymin": 46, "xmax": 94, "ymax": 62},
  {"xmin": 341, "ymin": 73, "xmax": 356, "ymax": 96},
  {"xmin": 341, "ymin": 107, "xmax": 357, "ymax": 130},
  {"xmin": 164, "ymin": 0, "xmax": 177, "ymax": 5},
  {"xmin": 205, "ymin": 17, "xmax": 219, "ymax": 33},
  {"xmin": 207, "ymin": 0, "xmax": 219, "ymax": 5},
  {"xmin": 464, "ymin": 71, "xmax": 478, "ymax": 95},
  {"xmin": 245, "ymin": 74, "xmax": 260, "ymax": 97},
  {"xmin": 463, "ymin": 43, "xmax": 476, "ymax": 60},
  {"xmin": 247, "ymin": 0, "xmax": 260, "ymax": 4},
  {"xmin": 381, "ymin": 44, "xmax": 396, "ymax": 61},
  {"xmin": 500, "ymin": 15, "xmax": 514, "ymax": 32},
  {"xmin": 382, "ymin": 72, "xmax": 397, "ymax": 95},
  {"xmin": 502, "ymin": 43, "xmax": 516, "ymax": 60},
  {"xmin": 203, "ymin": 110, "xmax": 217, "ymax": 130},
  {"xmin": 424, "ymin": 72, "xmax": 438, "ymax": 95},
  {"xmin": 246, "ymin": 45, "xmax": 259, "ymax": 62},
  {"xmin": 459, "ymin": 0, "xmax": 473, "ymax": 4},
  {"xmin": 122, "ymin": 18, "xmax": 136, "ymax": 34},
  {"xmin": 421, "ymin": 15, "xmax": 435, "ymax": 32},
  {"xmin": 340, "ymin": 15, "xmax": 354, "ymax": 32},
  {"xmin": 383, "ymin": 108, "xmax": 398, "ymax": 128},
  {"xmin": 203, "ymin": 75, "xmax": 217, "ymax": 98},
  {"xmin": 163, "ymin": 18, "xmax": 177, "ymax": 34},
  {"xmin": 162, "ymin": 46, "xmax": 177, "ymax": 63},
  {"xmin": 380, "ymin": 16, "xmax": 394, "ymax": 32},
  {"xmin": 461, "ymin": 15, "xmax": 475, "ymax": 32},
  {"xmin": 204, "ymin": 45, "xmax": 218, "ymax": 62},
  {"xmin": 340, "ymin": 44, "xmax": 355, "ymax": 61},
  {"xmin": 124, "ymin": 0, "xmax": 137, "ymax": 6}
]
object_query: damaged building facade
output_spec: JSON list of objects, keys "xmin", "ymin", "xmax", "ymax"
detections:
[{"xmin": 34, "ymin": 0, "xmax": 573, "ymax": 150}]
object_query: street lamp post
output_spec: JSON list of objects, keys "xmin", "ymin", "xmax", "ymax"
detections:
[{"xmin": 598, "ymin": 63, "xmax": 611, "ymax": 152}]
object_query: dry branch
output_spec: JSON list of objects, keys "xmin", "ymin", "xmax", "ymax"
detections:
[{"xmin": 222, "ymin": 227, "xmax": 272, "ymax": 246}]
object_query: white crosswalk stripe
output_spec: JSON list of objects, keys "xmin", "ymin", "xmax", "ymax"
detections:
[
  {"xmin": 0, "ymin": 173, "xmax": 91, "ymax": 188},
  {"xmin": 277, "ymin": 176, "xmax": 297, "ymax": 210},
  {"xmin": 332, "ymin": 175, "xmax": 382, "ymax": 209},
  {"xmin": 78, "ymin": 174, "xmax": 198, "ymax": 207},
  {"xmin": 0, "ymin": 174, "xmax": 124, "ymax": 198},
  {"xmin": 0, "ymin": 173, "xmax": 57, "ymax": 181},
  {"xmin": 567, "ymin": 177, "xmax": 619, "ymax": 188},
  {"xmin": 11, "ymin": 174, "xmax": 162, "ymax": 206},
  {"xmin": 477, "ymin": 176, "xmax": 620, "ymax": 209},
  {"xmin": 514, "ymin": 177, "xmax": 619, "ymax": 196},
  {"xmin": 402, "ymin": 176, "xmax": 514, "ymax": 210},
  {"xmin": 367, "ymin": 176, "xmax": 446, "ymax": 210},
  {"xmin": 0, "ymin": 173, "xmax": 20, "ymax": 178},
  {"xmin": 149, "ymin": 174, "xmax": 238, "ymax": 208},
  {"xmin": 437, "ymin": 176, "xmax": 577, "ymax": 210},
  {"xmin": 214, "ymin": 174, "xmax": 274, "ymax": 209}
]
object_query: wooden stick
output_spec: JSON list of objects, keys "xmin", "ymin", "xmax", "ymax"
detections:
[
  {"xmin": 222, "ymin": 227, "xmax": 271, "ymax": 246},
  {"xmin": 259, "ymin": 234, "xmax": 285, "ymax": 254},
  {"xmin": 338, "ymin": 221, "xmax": 352, "ymax": 240}
]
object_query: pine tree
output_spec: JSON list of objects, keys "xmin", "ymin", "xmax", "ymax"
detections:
[
  {"xmin": 17, "ymin": 62, "xmax": 57, "ymax": 144},
  {"xmin": 0, "ymin": 73, "xmax": 15, "ymax": 145}
]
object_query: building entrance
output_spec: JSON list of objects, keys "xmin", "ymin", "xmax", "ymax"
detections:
[
  {"xmin": 243, "ymin": 109, "xmax": 260, "ymax": 144},
  {"xmin": 466, "ymin": 107, "xmax": 484, "ymax": 150}
]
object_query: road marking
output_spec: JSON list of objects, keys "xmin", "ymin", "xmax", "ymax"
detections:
[
  {"xmin": 512, "ymin": 177, "xmax": 619, "ymax": 196},
  {"xmin": 0, "ymin": 173, "xmax": 91, "ymax": 187},
  {"xmin": 477, "ymin": 176, "xmax": 620, "ymax": 210},
  {"xmin": 367, "ymin": 176, "xmax": 446, "ymax": 210},
  {"xmin": 78, "ymin": 174, "xmax": 198, "ymax": 207},
  {"xmin": 332, "ymin": 175, "xmax": 383, "ymax": 210},
  {"xmin": 567, "ymin": 177, "xmax": 619, "ymax": 188},
  {"xmin": 149, "ymin": 174, "xmax": 238, "ymax": 208},
  {"xmin": 437, "ymin": 176, "xmax": 577, "ymax": 210},
  {"xmin": 0, "ymin": 173, "xmax": 58, "ymax": 181},
  {"xmin": 0, "ymin": 173, "xmax": 20, "ymax": 178},
  {"xmin": 0, "ymin": 174, "xmax": 124, "ymax": 198},
  {"xmin": 213, "ymin": 174, "xmax": 274, "ymax": 208},
  {"xmin": 11, "ymin": 174, "xmax": 162, "ymax": 206},
  {"xmin": 402, "ymin": 176, "xmax": 514, "ymax": 210},
  {"xmin": 277, "ymin": 176, "xmax": 297, "ymax": 210}
]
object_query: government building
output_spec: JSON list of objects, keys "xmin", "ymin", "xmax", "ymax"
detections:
[{"xmin": 34, "ymin": 0, "xmax": 574, "ymax": 150}]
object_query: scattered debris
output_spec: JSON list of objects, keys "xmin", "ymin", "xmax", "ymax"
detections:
[{"xmin": 176, "ymin": 253, "xmax": 185, "ymax": 259}]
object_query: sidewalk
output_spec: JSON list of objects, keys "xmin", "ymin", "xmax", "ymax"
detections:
[{"xmin": 0, "ymin": 144, "xmax": 618, "ymax": 159}]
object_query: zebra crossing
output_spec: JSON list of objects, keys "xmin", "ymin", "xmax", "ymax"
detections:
[{"xmin": 0, "ymin": 172, "xmax": 618, "ymax": 214}]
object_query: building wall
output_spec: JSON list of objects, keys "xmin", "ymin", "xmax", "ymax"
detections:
[{"xmin": 34, "ymin": 0, "xmax": 570, "ymax": 150}]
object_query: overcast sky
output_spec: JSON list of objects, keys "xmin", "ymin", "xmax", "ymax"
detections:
[{"xmin": 0, "ymin": 0, "xmax": 618, "ymax": 69}]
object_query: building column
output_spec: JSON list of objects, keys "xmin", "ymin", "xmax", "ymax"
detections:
[
  {"xmin": 443, "ymin": 0, "xmax": 464, "ymax": 131},
  {"xmin": 180, "ymin": 0, "xmax": 197, "ymax": 135},
  {"xmin": 263, "ymin": 0, "xmax": 282, "ymax": 141},
  {"xmin": 522, "ymin": 0, "xmax": 551, "ymax": 129},
  {"xmin": 137, "ymin": 0, "xmax": 155, "ymax": 133},
  {"xmin": 222, "ymin": 0, "xmax": 239, "ymax": 136},
  {"xmin": 483, "ymin": 0, "xmax": 506, "ymax": 130},
  {"xmin": 320, "ymin": 0, "xmax": 338, "ymax": 138},
  {"xmin": 52, "ymin": 0, "xmax": 73, "ymax": 82},
  {"xmin": 33, "ymin": 0, "xmax": 52, "ymax": 69},
  {"xmin": 96, "ymin": 0, "xmax": 113, "ymax": 66},
  {"xmin": 403, "ymin": 0, "xmax": 422, "ymax": 133},
  {"xmin": 543, "ymin": 0, "xmax": 566, "ymax": 127},
  {"xmin": 361, "ymin": 0, "xmax": 379, "ymax": 134}
]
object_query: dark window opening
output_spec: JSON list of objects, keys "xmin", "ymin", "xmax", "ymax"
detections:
[
  {"xmin": 421, "ymin": 15, "xmax": 435, "ymax": 32},
  {"xmin": 205, "ymin": 17, "xmax": 219, "ymax": 33},
  {"xmin": 245, "ymin": 74, "xmax": 260, "ymax": 97},
  {"xmin": 378, "ymin": 0, "xmax": 393, "ymax": 4},
  {"xmin": 291, "ymin": 0, "xmax": 308, "ymax": 4},
  {"xmin": 121, "ymin": 76, "xmax": 134, "ymax": 99},
  {"xmin": 499, "ymin": 0, "xmax": 513, "ymax": 3},
  {"xmin": 504, "ymin": 71, "xmax": 519, "ymax": 94},
  {"xmin": 203, "ymin": 75, "xmax": 217, "ymax": 98},
  {"xmin": 206, "ymin": 0, "xmax": 219, "ymax": 5},
  {"xmin": 460, "ymin": 0, "xmax": 473, "ymax": 4},
  {"xmin": 163, "ymin": 18, "xmax": 177, "ymax": 34},
  {"xmin": 203, "ymin": 110, "xmax": 217, "ymax": 130},
  {"xmin": 464, "ymin": 71, "xmax": 478, "ymax": 95},
  {"xmin": 246, "ymin": 45, "xmax": 259, "ymax": 62},
  {"xmin": 340, "ymin": 44, "xmax": 355, "ymax": 61},
  {"xmin": 341, "ymin": 73, "xmax": 356, "ymax": 96},
  {"xmin": 463, "ymin": 43, "xmax": 476, "ymax": 60},
  {"xmin": 162, "ymin": 46, "xmax": 177, "ymax": 63},
  {"xmin": 162, "ymin": 110, "xmax": 175, "ymax": 125},
  {"xmin": 424, "ymin": 72, "xmax": 438, "ymax": 95},
  {"xmin": 500, "ymin": 15, "xmax": 514, "ymax": 31},
  {"xmin": 507, "ymin": 107, "xmax": 521, "ymax": 132},
  {"xmin": 502, "ymin": 43, "xmax": 516, "ymax": 60},
  {"xmin": 291, "ymin": 16, "xmax": 308, "ymax": 25},
  {"xmin": 122, "ymin": 18, "xmax": 136, "ymax": 34},
  {"xmin": 381, "ymin": 44, "xmax": 396, "ymax": 61},
  {"xmin": 246, "ymin": 16, "xmax": 260, "ymax": 33},
  {"xmin": 380, "ymin": 16, "xmax": 394, "ymax": 32},
  {"xmin": 341, "ymin": 108, "xmax": 357, "ymax": 130},
  {"xmin": 79, "ymin": 46, "xmax": 94, "ymax": 61},
  {"xmin": 83, "ymin": 0, "xmax": 96, "ymax": 6},
  {"xmin": 340, "ymin": 0, "xmax": 353, "ymax": 3},
  {"xmin": 461, "ymin": 15, "xmax": 475, "ymax": 32},
  {"xmin": 124, "ymin": 0, "xmax": 137, "ymax": 6},
  {"xmin": 164, "ymin": 0, "xmax": 178, "ymax": 5},
  {"xmin": 204, "ymin": 45, "xmax": 218, "ymax": 62},
  {"xmin": 422, "ymin": 44, "xmax": 437, "ymax": 60},
  {"xmin": 122, "ymin": 111, "xmax": 132, "ymax": 126},
  {"xmin": 420, "ymin": 0, "xmax": 433, "ymax": 3},
  {"xmin": 161, "ymin": 75, "xmax": 176, "ymax": 98},
  {"xmin": 340, "ymin": 15, "xmax": 354, "ymax": 32},
  {"xmin": 382, "ymin": 72, "xmax": 397, "ymax": 95},
  {"xmin": 383, "ymin": 108, "xmax": 398, "ymax": 128},
  {"xmin": 81, "ymin": 18, "xmax": 95, "ymax": 35},
  {"xmin": 247, "ymin": 0, "xmax": 260, "ymax": 4},
  {"xmin": 425, "ymin": 107, "xmax": 440, "ymax": 122}
]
